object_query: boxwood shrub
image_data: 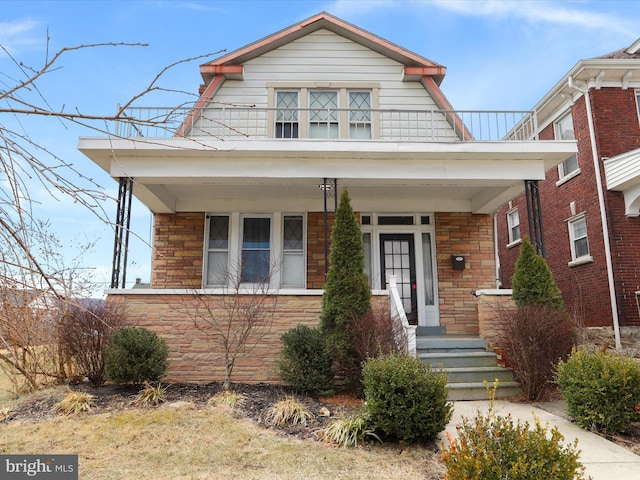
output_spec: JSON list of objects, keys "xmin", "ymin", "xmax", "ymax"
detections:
[
  {"xmin": 556, "ymin": 348, "xmax": 640, "ymax": 434},
  {"xmin": 362, "ymin": 353, "xmax": 452, "ymax": 443},
  {"xmin": 105, "ymin": 327, "xmax": 169, "ymax": 385}
]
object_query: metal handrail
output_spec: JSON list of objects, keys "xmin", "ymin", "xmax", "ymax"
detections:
[{"xmin": 114, "ymin": 105, "xmax": 538, "ymax": 142}]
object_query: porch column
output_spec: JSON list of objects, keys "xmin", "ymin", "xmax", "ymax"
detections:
[
  {"xmin": 524, "ymin": 179, "xmax": 545, "ymax": 257},
  {"xmin": 111, "ymin": 177, "xmax": 134, "ymax": 288}
]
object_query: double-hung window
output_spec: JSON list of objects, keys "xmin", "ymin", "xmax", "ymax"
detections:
[
  {"xmin": 349, "ymin": 91, "xmax": 371, "ymax": 139},
  {"xmin": 282, "ymin": 215, "xmax": 304, "ymax": 287},
  {"xmin": 507, "ymin": 208, "xmax": 521, "ymax": 245},
  {"xmin": 568, "ymin": 215, "xmax": 591, "ymax": 263},
  {"xmin": 309, "ymin": 91, "xmax": 338, "ymax": 138},
  {"xmin": 636, "ymin": 90, "xmax": 640, "ymax": 125},
  {"xmin": 206, "ymin": 215, "xmax": 230, "ymax": 286},
  {"xmin": 555, "ymin": 113, "xmax": 579, "ymax": 181},
  {"xmin": 275, "ymin": 91, "xmax": 299, "ymax": 138},
  {"xmin": 240, "ymin": 217, "xmax": 271, "ymax": 283}
]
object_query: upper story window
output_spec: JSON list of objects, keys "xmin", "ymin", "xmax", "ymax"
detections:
[
  {"xmin": 507, "ymin": 208, "xmax": 521, "ymax": 245},
  {"xmin": 309, "ymin": 91, "xmax": 339, "ymax": 138},
  {"xmin": 568, "ymin": 214, "xmax": 592, "ymax": 265},
  {"xmin": 276, "ymin": 91, "xmax": 299, "ymax": 139},
  {"xmin": 272, "ymin": 86, "xmax": 372, "ymax": 139},
  {"xmin": 555, "ymin": 112, "xmax": 580, "ymax": 182}
]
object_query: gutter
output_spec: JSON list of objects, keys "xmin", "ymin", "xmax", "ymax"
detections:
[{"xmin": 568, "ymin": 76, "xmax": 622, "ymax": 349}]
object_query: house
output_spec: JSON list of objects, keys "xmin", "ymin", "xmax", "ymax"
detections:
[
  {"xmin": 495, "ymin": 37, "xmax": 640, "ymax": 348},
  {"xmin": 78, "ymin": 12, "xmax": 574, "ymax": 387}
]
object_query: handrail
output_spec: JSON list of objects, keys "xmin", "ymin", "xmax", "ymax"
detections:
[
  {"xmin": 114, "ymin": 105, "xmax": 538, "ymax": 142},
  {"xmin": 388, "ymin": 275, "xmax": 417, "ymax": 356}
]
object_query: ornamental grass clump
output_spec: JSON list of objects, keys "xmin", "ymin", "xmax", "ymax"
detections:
[
  {"xmin": 265, "ymin": 397, "xmax": 314, "ymax": 427},
  {"xmin": 135, "ymin": 381, "xmax": 167, "ymax": 406},
  {"xmin": 441, "ymin": 383, "xmax": 588, "ymax": 480},
  {"xmin": 362, "ymin": 353, "xmax": 452, "ymax": 443},
  {"xmin": 322, "ymin": 411, "xmax": 380, "ymax": 447},
  {"xmin": 556, "ymin": 348, "xmax": 640, "ymax": 435},
  {"xmin": 52, "ymin": 391, "xmax": 95, "ymax": 415}
]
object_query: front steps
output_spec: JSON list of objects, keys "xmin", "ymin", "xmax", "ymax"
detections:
[{"xmin": 417, "ymin": 335, "xmax": 520, "ymax": 401}]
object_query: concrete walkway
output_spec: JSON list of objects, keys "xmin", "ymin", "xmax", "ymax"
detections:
[{"xmin": 440, "ymin": 400, "xmax": 640, "ymax": 480}]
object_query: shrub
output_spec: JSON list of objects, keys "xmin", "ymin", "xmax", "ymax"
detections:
[
  {"xmin": 322, "ymin": 411, "xmax": 380, "ymax": 447},
  {"xmin": 104, "ymin": 327, "xmax": 169, "ymax": 385},
  {"xmin": 208, "ymin": 390, "xmax": 245, "ymax": 409},
  {"xmin": 511, "ymin": 238, "xmax": 564, "ymax": 310},
  {"xmin": 279, "ymin": 325, "xmax": 334, "ymax": 395},
  {"xmin": 265, "ymin": 397, "xmax": 314, "ymax": 427},
  {"xmin": 556, "ymin": 348, "xmax": 640, "ymax": 434},
  {"xmin": 57, "ymin": 300, "xmax": 125, "ymax": 386},
  {"xmin": 496, "ymin": 304, "xmax": 576, "ymax": 400},
  {"xmin": 320, "ymin": 189, "xmax": 371, "ymax": 386},
  {"xmin": 442, "ymin": 386, "xmax": 587, "ymax": 480},
  {"xmin": 362, "ymin": 353, "xmax": 452, "ymax": 443},
  {"xmin": 351, "ymin": 304, "xmax": 406, "ymax": 361}
]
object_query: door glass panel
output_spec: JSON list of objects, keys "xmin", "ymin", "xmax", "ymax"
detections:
[
  {"xmin": 381, "ymin": 235, "xmax": 417, "ymax": 324},
  {"xmin": 422, "ymin": 233, "xmax": 434, "ymax": 306}
]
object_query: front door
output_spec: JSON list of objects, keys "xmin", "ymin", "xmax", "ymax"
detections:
[{"xmin": 380, "ymin": 234, "xmax": 418, "ymax": 324}]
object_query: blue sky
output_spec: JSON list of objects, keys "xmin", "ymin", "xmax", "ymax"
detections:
[{"xmin": 1, "ymin": 0, "xmax": 639, "ymax": 294}]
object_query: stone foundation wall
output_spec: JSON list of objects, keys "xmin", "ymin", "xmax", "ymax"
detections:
[{"xmin": 109, "ymin": 292, "xmax": 389, "ymax": 384}]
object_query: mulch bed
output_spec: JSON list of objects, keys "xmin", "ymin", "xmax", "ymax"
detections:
[{"xmin": 1, "ymin": 382, "xmax": 363, "ymax": 442}]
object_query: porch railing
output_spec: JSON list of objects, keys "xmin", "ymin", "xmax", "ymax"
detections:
[
  {"xmin": 115, "ymin": 105, "xmax": 538, "ymax": 142},
  {"xmin": 388, "ymin": 275, "xmax": 417, "ymax": 356}
]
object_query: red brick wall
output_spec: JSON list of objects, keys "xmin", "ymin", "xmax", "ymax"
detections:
[
  {"xmin": 435, "ymin": 212, "xmax": 496, "ymax": 334},
  {"xmin": 591, "ymin": 88, "xmax": 640, "ymax": 326},
  {"xmin": 496, "ymin": 89, "xmax": 640, "ymax": 327}
]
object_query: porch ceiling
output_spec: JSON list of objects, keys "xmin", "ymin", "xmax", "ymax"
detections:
[{"xmin": 79, "ymin": 137, "xmax": 576, "ymax": 215}]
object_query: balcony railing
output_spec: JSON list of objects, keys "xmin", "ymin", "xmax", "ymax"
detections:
[{"xmin": 115, "ymin": 106, "xmax": 539, "ymax": 142}]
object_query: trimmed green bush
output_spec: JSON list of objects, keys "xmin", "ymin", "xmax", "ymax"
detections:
[
  {"xmin": 362, "ymin": 353, "xmax": 452, "ymax": 443},
  {"xmin": 556, "ymin": 348, "xmax": 640, "ymax": 434},
  {"xmin": 442, "ymin": 392, "xmax": 587, "ymax": 480},
  {"xmin": 105, "ymin": 327, "xmax": 169, "ymax": 385},
  {"xmin": 512, "ymin": 238, "xmax": 564, "ymax": 310},
  {"xmin": 279, "ymin": 325, "xmax": 334, "ymax": 396}
]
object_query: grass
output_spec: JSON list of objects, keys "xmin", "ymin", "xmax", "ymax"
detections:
[{"xmin": 0, "ymin": 407, "xmax": 445, "ymax": 479}]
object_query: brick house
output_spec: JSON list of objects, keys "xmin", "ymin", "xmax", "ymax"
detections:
[
  {"xmin": 79, "ymin": 12, "xmax": 573, "ymax": 386},
  {"xmin": 495, "ymin": 38, "xmax": 640, "ymax": 346}
]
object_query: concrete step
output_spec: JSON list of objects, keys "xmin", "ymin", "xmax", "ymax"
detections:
[
  {"xmin": 416, "ymin": 336, "xmax": 487, "ymax": 352},
  {"xmin": 420, "ymin": 351, "xmax": 499, "ymax": 369},
  {"xmin": 447, "ymin": 381, "xmax": 521, "ymax": 401},
  {"xmin": 443, "ymin": 366, "xmax": 515, "ymax": 384}
]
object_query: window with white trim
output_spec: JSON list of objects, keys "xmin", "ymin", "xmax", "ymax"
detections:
[
  {"xmin": 555, "ymin": 113, "xmax": 579, "ymax": 180},
  {"xmin": 282, "ymin": 215, "xmax": 304, "ymax": 287},
  {"xmin": 636, "ymin": 90, "xmax": 640, "ymax": 125},
  {"xmin": 507, "ymin": 208, "xmax": 521, "ymax": 244},
  {"xmin": 206, "ymin": 215, "xmax": 230, "ymax": 286},
  {"xmin": 204, "ymin": 214, "xmax": 305, "ymax": 288},
  {"xmin": 309, "ymin": 91, "xmax": 339, "ymax": 138},
  {"xmin": 568, "ymin": 215, "xmax": 590, "ymax": 261},
  {"xmin": 275, "ymin": 91, "xmax": 299, "ymax": 138},
  {"xmin": 349, "ymin": 91, "xmax": 372, "ymax": 139}
]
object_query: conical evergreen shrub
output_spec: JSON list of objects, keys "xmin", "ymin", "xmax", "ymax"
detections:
[
  {"xmin": 319, "ymin": 189, "xmax": 371, "ymax": 385},
  {"xmin": 511, "ymin": 238, "xmax": 564, "ymax": 310}
]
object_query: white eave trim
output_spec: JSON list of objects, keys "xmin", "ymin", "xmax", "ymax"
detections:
[{"xmin": 604, "ymin": 147, "xmax": 640, "ymax": 216}]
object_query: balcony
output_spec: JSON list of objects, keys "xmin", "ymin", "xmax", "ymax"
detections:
[{"xmin": 115, "ymin": 106, "xmax": 539, "ymax": 142}]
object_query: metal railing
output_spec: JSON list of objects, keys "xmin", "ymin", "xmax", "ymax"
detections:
[{"xmin": 115, "ymin": 105, "xmax": 538, "ymax": 142}]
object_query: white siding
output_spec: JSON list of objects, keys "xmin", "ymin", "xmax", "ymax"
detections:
[{"xmin": 191, "ymin": 29, "xmax": 457, "ymax": 140}]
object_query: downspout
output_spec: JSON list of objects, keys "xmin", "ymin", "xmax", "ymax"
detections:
[
  {"xmin": 493, "ymin": 213, "xmax": 501, "ymax": 288},
  {"xmin": 568, "ymin": 76, "xmax": 622, "ymax": 349}
]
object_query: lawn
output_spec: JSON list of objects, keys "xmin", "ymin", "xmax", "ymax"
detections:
[{"xmin": 0, "ymin": 381, "xmax": 445, "ymax": 480}]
